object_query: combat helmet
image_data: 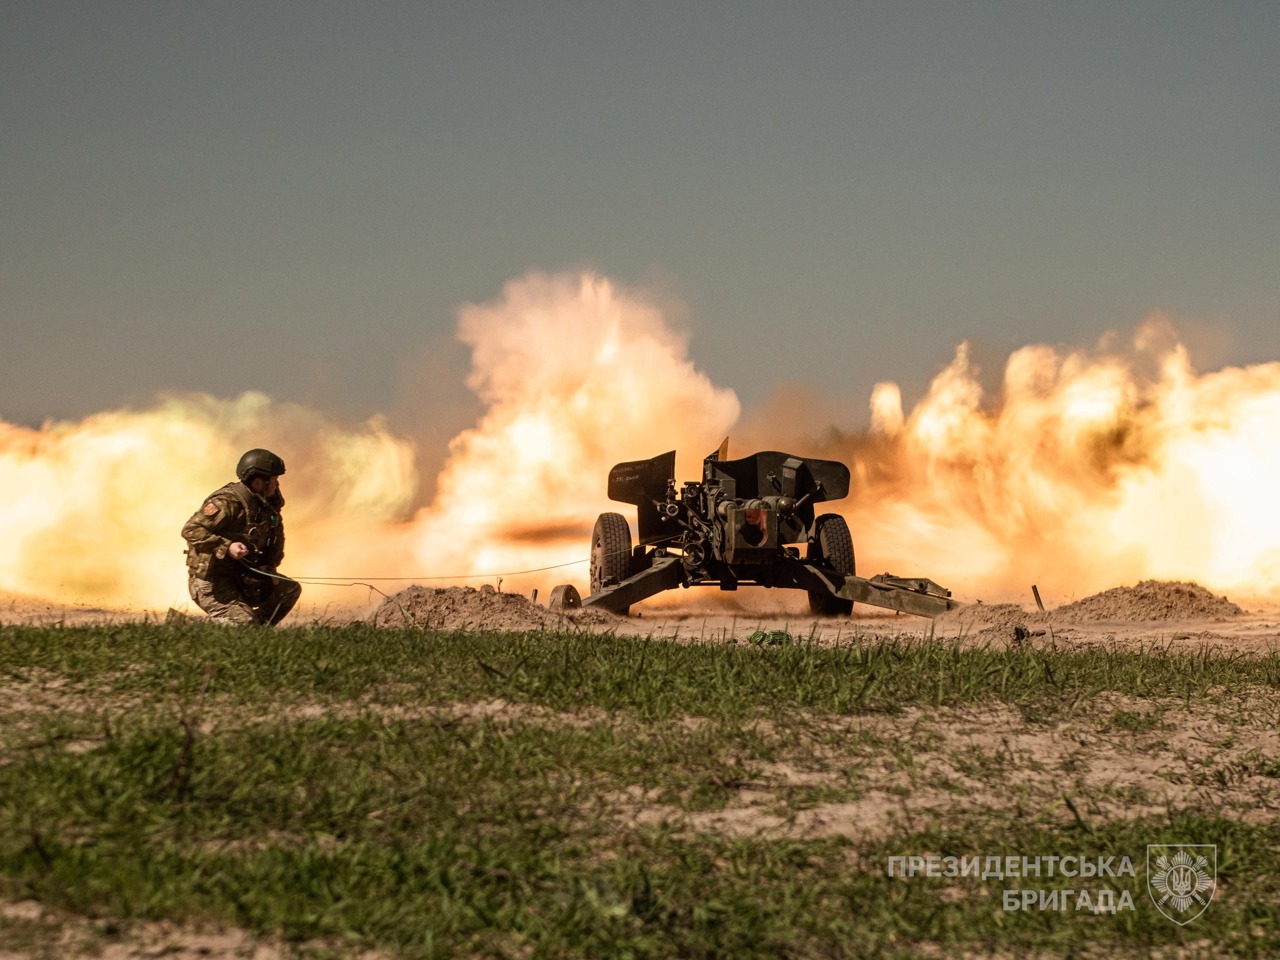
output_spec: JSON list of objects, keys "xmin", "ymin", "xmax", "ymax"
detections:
[{"xmin": 236, "ymin": 448, "xmax": 286, "ymax": 483}]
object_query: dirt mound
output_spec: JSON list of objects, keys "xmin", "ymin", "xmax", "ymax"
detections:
[
  {"xmin": 933, "ymin": 602, "xmax": 1047, "ymax": 643},
  {"xmin": 368, "ymin": 585, "xmax": 618, "ymax": 632},
  {"xmin": 1052, "ymin": 580, "xmax": 1244, "ymax": 622},
  {"xmin": 936, "ymin": 602, "xmax": 1040, "ymax": 630}
]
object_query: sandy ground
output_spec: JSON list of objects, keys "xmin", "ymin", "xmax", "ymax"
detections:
[{"xmin": 3, "ymin": 580, "xmax": 1279, "ymax": 655}]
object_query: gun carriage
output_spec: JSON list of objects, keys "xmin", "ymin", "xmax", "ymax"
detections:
[{"xmin": 548, "ymin": 444, "xmax": 961, "ymax": 619}]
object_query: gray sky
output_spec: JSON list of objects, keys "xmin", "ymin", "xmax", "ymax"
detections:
[{"xmin": 3, "ymin": 1, "xmax": 1278, "ymax": 441}]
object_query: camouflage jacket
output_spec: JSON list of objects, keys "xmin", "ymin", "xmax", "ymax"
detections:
[{"xmin": 181, "ymin": 481, "xmax": 286, "ymax": 580}]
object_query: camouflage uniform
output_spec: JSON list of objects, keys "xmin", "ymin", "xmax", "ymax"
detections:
[{"xmin": 181, "ymin": 482, "xmax": 301, "ymax": 625}]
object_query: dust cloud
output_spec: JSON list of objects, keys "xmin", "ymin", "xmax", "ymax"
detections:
[
  {"xmin": 741, "ymin": 317, "xmax": 1280, "ymax": 604},
  {"xmin": 2, "ymin": 273, "xmax": 1278, "ymax": 612},
  {"xmin": 0, "ymin": 273, "xmax": 737, "ymax": 610}
]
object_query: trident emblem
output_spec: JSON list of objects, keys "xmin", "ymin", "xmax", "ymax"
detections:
[{"xmin": 1147, "ymin": 845, "xmax": 1217, "ymax": 925}]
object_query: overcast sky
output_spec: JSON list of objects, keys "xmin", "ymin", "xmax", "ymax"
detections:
[{"xmin": 3, "ymin": 1, "xmax": 1277, "ymax": 440}]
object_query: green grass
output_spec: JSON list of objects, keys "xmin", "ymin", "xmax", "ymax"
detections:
[
  {"xmin": 6, "ymin": 623, "xmax": 1280, "ymax": 719},
  {"xmin": 1, "ymin": 623, "xmax": 1278, "ymax": 958}
]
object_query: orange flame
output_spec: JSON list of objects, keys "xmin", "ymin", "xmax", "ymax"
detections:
[
  {"xmin": 814, "ymin": 317, "xmax": 1280, "ymax": 603},
  {"xmin": 0, "ymin": 273, "xmax": 738, "ymax": 611},
  {"xmin": 404, "ymin": 273, "xmax": 739, "ymax": 587},
  {"xmin": 2, "ymin": 274, "xmax": 1277, "ymax": 615},
  {"xmin": 0, "ymin": 393, "xmax": 418, "ymax": 610}
]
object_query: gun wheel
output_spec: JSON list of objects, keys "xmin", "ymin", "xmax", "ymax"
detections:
[
  {"xmin": 807, "ymin": 514, "xmax": 855, "ymax": 616},
  {"xmin": 590, "ymin": 512, "xmax": 633, "ymax": 615}
]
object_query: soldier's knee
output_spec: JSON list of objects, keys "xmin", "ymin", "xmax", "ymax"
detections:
[
  {"xmin": 277, "ymin": 579, "xmax": 302, "ymax": 611},
  {"xmin": 265, "ymin": 579, "xmax": 301, "ymax": 625}
]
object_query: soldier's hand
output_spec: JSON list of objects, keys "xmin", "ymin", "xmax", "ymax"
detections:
[{"xmin": 228, "ymin": 542, "xmax": 250, "ymax": 560}]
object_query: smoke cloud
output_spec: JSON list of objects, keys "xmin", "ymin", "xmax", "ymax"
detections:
[
  {"xmin": 762, "ymin": 316, "xmax": 1280, "ymax": 604},
  {"xmin": 403, "ymin": 272, "xmax": 740, "ymax": 587},
  {"xmin": 0, "ymin": 392, "xmax": 417, "ymax": 609},
  {"xmin": 2, "ymin": 274, "xmax": 1278, "ymax": 614},
  {"xmin": 0, "ymin": 273, "xmax": 739, "ymax": 610}
]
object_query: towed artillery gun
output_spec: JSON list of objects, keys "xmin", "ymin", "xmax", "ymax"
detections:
[{"xmin": 548, "ymin": 444, "xmax": 961, "ymax": 618}]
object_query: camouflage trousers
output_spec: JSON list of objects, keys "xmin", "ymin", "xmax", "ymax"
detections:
[{"xmin": 188, "ymin": 572, "xmax": 301, "ymax": 626}]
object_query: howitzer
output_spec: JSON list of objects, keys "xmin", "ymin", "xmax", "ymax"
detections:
[{"xmin": 547, "ymin": 443, "xmax": 962, "ymax": 618}]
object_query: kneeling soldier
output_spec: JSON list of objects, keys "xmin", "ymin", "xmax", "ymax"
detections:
[{"xmin": 181, "ymin": 448, "xmax": 301, "ymax": 625}]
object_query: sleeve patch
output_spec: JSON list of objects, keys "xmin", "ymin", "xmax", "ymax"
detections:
[{"xmin": 202, "ymin": 502, "xmax": 219, "ymax": 516}]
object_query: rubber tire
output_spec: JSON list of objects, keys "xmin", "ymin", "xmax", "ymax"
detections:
[
  {"xmin": 807, "ymin": 514, "xmax": 855, "ymax": 616},
  {"xmin": 590, "ymin": 513, "xmax": 633, "ymax": 613}
]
